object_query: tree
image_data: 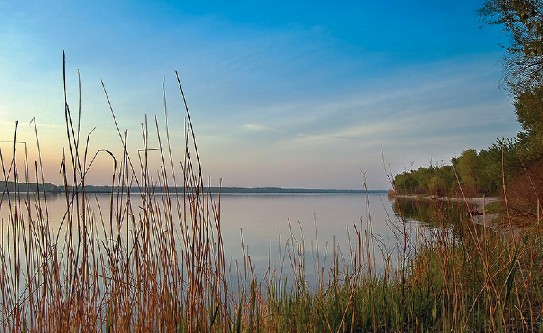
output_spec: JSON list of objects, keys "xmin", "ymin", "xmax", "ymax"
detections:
[
  {"xmin": 477, "ymin": 139, "xmax": 521, "ymax": 194},
  {"xmin": 481, "ymin": 0, "xmax": 543, "ymax": 165},
  {"xmin": 515, "ymin": 85, "xmax": 543, "ymax": 161},
  {"xmin": 480, "ymin": 0, "xmax": 543, "ymax": 92},
  {"xmin": 452, "ymin": 149, "xmax": 481, "ymax": 195},
  {"xmin": 393, "ymin": 166, "xmax": 458, "ymax": 196}
]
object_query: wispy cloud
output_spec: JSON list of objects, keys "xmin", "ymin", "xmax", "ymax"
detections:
[{"xmin": 243, "ymin": 123, "xmax": 279, "ymax": 132}]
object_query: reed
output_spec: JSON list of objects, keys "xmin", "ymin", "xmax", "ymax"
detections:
[
  {"xmin": 0, "ymin": 54, "xmax": 228, "ymax": 332},
  {"xmin": 0, "ymin": 56, "xmax": 542, "ymax": 332}
]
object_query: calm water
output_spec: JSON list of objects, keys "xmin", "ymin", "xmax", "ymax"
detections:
[
  {"xmin": 1, "ymin": 192, "xmax": 431, "ymax": 284},
  {"xmin": 215, "ymin": 192, "xmax": 428, "ymax": 280}
]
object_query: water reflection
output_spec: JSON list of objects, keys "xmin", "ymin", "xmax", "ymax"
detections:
[
  {"xmin": 392, "ymin": 197, "xmax": 472, "ymax": 241},
  {"xmin": 1, "ymin": 192, "xmax": 471, "ymax": 288},
  {"xmin": 218, "ymin": 193, "xmax": 424, "ymax": 286}
]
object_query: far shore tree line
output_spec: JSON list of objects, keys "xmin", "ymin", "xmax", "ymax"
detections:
[{"xmin": 393, "ymin": 0, "xmax": 543, "ymax": 218}]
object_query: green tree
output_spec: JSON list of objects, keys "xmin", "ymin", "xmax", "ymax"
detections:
[
  {"xmin": 452, "ymin": 149, "xmax": 481, "ymax": 195},
  {"xmin": 480, "ymin": 0, "xmax": 543, "ymax": 92},
  {"xmin": 394, "ymin": 172, "xmax": 419, "ymax": 194},
  {"xmin": 481, "ymin": 1, "xmax": 543, "ymax": 172},
  {"xmin": 393, "ymin": 166, "xmax": 458, "ymax": 196},
  {"xmin": 477, "ymin": 139, "xmax": 521, "ymax": 194},
  {"xmin": 515, "ymin": 85, "xmax": 543, "ymax": 161},
  {"xmin": 477, "ymin": 146, "xmax": 502, "ymax": 194}
]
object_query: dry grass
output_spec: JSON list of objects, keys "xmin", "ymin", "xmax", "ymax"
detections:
[{"xmin": 0, "ymin": 54, "xmax": 227, "ymax": 332}]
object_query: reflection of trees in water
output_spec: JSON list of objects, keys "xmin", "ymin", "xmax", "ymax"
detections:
[{"xmin": 392, "ymin": 198, "xmax": 471, "ymax": 239}]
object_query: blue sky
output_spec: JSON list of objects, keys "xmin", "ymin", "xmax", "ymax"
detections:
[{"xmin": 0, "ymin": 1, "xmax": 520, "ymax": 189}]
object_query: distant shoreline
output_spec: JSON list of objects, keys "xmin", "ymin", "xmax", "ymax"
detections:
[{"xmin": 0, "ymin": 181, "xmax": 386, "ymax": 195}]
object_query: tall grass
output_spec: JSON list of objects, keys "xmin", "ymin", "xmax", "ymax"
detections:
[
  {"xmin": 1, "ymin": 56, "xmax": 542, "ymax": 332},
  {"xmin": 0, "ymin": 54, "xmax": 227, "ymax": 332}
]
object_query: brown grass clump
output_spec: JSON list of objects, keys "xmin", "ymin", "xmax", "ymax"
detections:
[
  {"xmin": 505, "ymin": 160, "xmax": 543, "ymax": 224},
  {"xmin": 0, "ymin": 54, "xmax": 228, "ymax": 332}
]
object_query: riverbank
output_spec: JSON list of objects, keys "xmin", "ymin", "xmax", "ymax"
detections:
[{"xmin": 394, "ymin": 194, "xmax": 501, "ymax": 227}]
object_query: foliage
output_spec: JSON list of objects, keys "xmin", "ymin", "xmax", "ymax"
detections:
[
  {"xmin": 393, "ymin": 139, "xmax": 527, "ymax": 197},
  {"xmin": 394, "ymin": 165, "xmax": 458, "ymax": 197},
  {"xmin": 515, "ymin": 85, "xmax": 543, "ymax": 162},
  {"xmin": 397, "ymin": 136, "xmax": 540, "ymax": 202},
  {"xmin": 480, "ymin": 0, "xmax": 543, "ymax": 92},
  {"xmin": 452, "ymin": 149, "xmax": 481, "ymax": 195},
  {"xmin": 476, "ymin": 0, "xmax": 543, "ymax": 215}
]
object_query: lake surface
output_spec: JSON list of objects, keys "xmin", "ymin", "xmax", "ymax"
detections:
[
  {"xmin": 217, "ymin": 193, "xmax": 444, "ymax": 281},
  {"xmin": 221, "ymin": 193, "xmax": 386, "ymax": 260},
  {"xmin": 0, "ymin": 191, "xmax": 434, "ymax": 286}
]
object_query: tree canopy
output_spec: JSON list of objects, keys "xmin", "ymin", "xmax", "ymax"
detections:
[
  {"xmin": 514, "ymin": 85, "xmax": 543, "ymax": 162},
  {"xmin": 479, "ymin": 0, "xmax": 543, "ymax": 92},
  {"xmin": 393, "ymin": 144, "xmax": 518, "ymax": 197}
]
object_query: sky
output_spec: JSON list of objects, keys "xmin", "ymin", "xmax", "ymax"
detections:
[{"xmin": 0, "ymin": 0, "xmax": 521, "ymax": 189}]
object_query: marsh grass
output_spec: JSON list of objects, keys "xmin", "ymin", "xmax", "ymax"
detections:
[
  {"xmin": 1, "ymin": 56, "xmax": 542, "ymax": 332},
  {"xmin": 0, "ymin": 55, "xmax": 227, "ymax": 332}
]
